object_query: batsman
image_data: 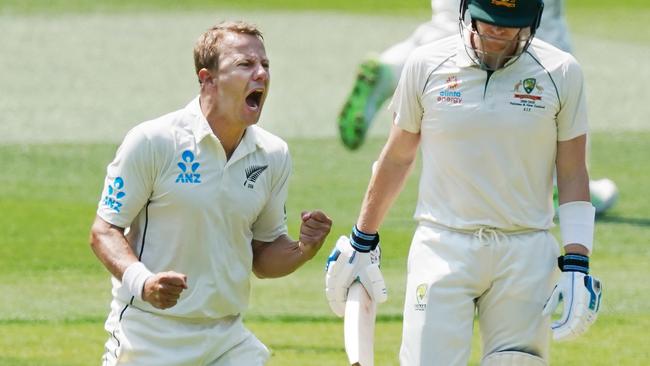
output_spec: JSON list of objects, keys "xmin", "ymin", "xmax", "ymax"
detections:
[{"xmin": 325, "ymin": 0, "xmax": 602, "ymax": 365}]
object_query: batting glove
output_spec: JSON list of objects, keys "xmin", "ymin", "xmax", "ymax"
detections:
[
  {"xmin": 325, "ymin": 236, "xmax": 357, "ymax": 316},
  {"xmin": 325, "ymin": 227, "xmax": 388, "ymax": 317},
  {"xmin": 542, "ymin": 254, "xmax": 603, "ymax": 341}
]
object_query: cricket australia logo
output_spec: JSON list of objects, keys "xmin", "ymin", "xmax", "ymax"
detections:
[
  {"xmin": 511, "ymin": 77, "xmax": 545, "ymax": 111},
  {"xmin": 244, "ymin": 165, "xmax": 268, "ymax": 189},
  {"xmin": 437, "ymin": 75, "xmax": 462, "ymax": 105},
  {"xmin": 175, "ymin": 150, "xmax": 201, "ymax": 184},
  {"xmin": 103, "ymin": 177, "xmax": 126, "ymax": 213},
  {"xmin": 414, "ymin": 283, "xmax": 428, "ymax": 311}
]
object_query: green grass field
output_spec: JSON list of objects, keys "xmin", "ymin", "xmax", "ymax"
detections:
[{"xmin": 1, "ymin": 1, "xmax": 649, "ymax": 365}]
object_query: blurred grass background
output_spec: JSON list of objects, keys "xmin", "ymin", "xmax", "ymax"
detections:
[{"xmin": 1, "ymin": 0, "xmax": 648, "ymax": 365}]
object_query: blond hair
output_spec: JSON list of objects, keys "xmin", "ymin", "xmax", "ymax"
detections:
[{"xmin": 193, "ymin": 21, "xmax": 264, "ymax": 75}]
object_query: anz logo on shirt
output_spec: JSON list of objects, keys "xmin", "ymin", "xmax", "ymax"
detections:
[
  {"xmin": 175, "ymin": 150, "xmax": 202, "ymax": 184},
  {"xmin": 103, "ymin": 177, "xmax": 126, "ymax": 213}
]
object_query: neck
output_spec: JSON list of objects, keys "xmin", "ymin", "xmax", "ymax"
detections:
[
  {"xmin": 216, "ymin": 126, "xmax": 246, "ymax": 160},
  {"xmin": 199, "ymin": 95, "xmax": 246, "ymax": 160}
]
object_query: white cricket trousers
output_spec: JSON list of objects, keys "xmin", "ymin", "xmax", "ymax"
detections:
[
  {"xmin": 101, "ymin": 300, "xmax": 269, "ymax": 366},
  {"xmin": 399, "ymin": 222, "xmax": 560, "ymax": 366}
]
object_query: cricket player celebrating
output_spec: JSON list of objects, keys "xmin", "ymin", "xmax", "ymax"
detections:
[
  {"xmin": 338, "ymin": 0, "xmax": 618, "ymax": 215},
  {"xmin": 90, "ymin": 21, "xmax": 331, "ymax": 365},
  {"xmin": 327, "ymin": 0, "xmax": 602, "ymax": 364}
]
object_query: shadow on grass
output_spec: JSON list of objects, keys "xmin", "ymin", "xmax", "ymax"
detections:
[
  {"xmin": 597, "ymin": 215, "xmax": 650, "ymax": 227},
  {"xmin": 269, "ymin": 344, "xmax": 344, "ymax": 354},
  {"xmin": 247, "ymin": 314, "xmax": 403, "ymax": 323}
]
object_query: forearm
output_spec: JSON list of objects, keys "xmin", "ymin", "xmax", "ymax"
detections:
[
  {"xmin": 357, "ymin": 158, "xmax": 413, "ymax": 232},
  {"xmin": 556, "ymin": 135, "xmax": 594, "ymax": 254},
  {"xmin": 252, "ymin": 235, "xmax": 310, "ymax": 279},
  {"xmin": 556, "ymin": 135, "xmax": 590, "ymax": 204},
  {"xmin": 357, "ymin": 124, "xmax": 419, "ymax": 233},
  {"xmin": 89, "ymin": 215, "xmax": 139, "ymax": 280},
  {"xmin": 556, "ymin": 166, "xmax": 589, "ymax": 204}
]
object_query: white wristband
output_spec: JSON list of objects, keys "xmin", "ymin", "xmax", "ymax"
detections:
[
  {"xmin": 122, "ymin": 262, "xmax": 154, "ymax": 301},
  {"xmin": 558, "ymin": 201, "xmax": 596, "ymax": 254}
]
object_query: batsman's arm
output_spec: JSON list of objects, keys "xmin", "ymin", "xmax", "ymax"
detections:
[
  {"xmin": 556, "ymin": 134, "xmax": 592, "ymax": 255},
  {"xmin": 544, "ymin": 133, "xmax": 601, "ymax": 341},
  {"xmin": 356, "ymin": 123, "xmax": 420, "ymax": 233},
  {"xmin": 253, "ymin": 210, "xmax": 332, "ymax": 278}
]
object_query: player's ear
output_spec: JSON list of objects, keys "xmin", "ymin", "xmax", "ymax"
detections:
[{"xmin": 198, "ymin": 68, "xmax": 214, "ymax": 86}]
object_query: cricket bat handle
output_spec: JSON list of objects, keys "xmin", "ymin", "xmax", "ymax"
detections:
[{"xmin": 344, "ymin": 281, "xmax": 376, "ymax": 366}]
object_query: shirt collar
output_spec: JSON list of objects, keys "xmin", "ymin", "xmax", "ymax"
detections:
[
  {"xmin": 186, "ymin": 96, "xmax": 213, "ymax": 143},
  {"xmin": 235, "ymin": 125, "xmax": 263, "ymax": 158},
  {"xmin": 184, "ymin": 96, "xmax": 264, "ymax": 156}
]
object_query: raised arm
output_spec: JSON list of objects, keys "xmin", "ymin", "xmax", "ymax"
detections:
[{"xmin": 252, "ymin": 210, "xmax": 332, "ymax": 279}]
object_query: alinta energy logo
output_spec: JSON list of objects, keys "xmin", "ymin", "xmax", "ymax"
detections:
[
  {"xmin": 103, "ymin": 177, "xmax": 126, "ymax": 213},
  {"xmin": 244, "ymin": 165, "xmax": 268, "ymax": 189},
  {"xmin": 437, "ymin": 75, "xmax": 462, "ymax": 104},
  {"xmin": 414, "ymin": 283, "xmax": 428, "ymax": 311},
  {"xmin": 175, "ymin": 150, "xmax": 201, "ymax": 184}
]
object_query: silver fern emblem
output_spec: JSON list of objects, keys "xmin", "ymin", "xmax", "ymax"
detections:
[{"xmin": 244, "ymin": 165, "xmax": 268, "ymax": 187}]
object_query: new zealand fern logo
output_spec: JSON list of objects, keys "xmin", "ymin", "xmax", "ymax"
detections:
[
  {"xmin": 175, "ymin": 150, "xmax": 201, "ymax": 184},
  {"xmin": 103, "ymin": 176, "xmax": 126, "ymax": 213},
  {"xmin": 244, "ymin": 165, "xmax": 268, "ymax": 188}
]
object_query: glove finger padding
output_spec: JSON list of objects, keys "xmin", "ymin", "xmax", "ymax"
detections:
[
  {"xmin": 542, "ymin": 271, "xmax": 602, "ymax": 341},
  {"xmin": 325, "ymin": 236, "xmax": 357, "ymax": 317},
  {"xmin": 357, "ymin": 263, "xmax": 388, "ymax": 303}
]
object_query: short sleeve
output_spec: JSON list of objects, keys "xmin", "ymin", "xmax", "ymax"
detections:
[
  {"xmin": 388, "ymin": 52, "xmax": 425, "ymax": 133},
  {"xmin": 251, "ymin": 147, "xmax": 291, "ymax": 242},
  {"xmin": 557, "ymin": 57, "xmax": 589, "ymax": 141},
  {"xmin": 96, "ymin": 126, "xmax": 155, "ymax": 228}
]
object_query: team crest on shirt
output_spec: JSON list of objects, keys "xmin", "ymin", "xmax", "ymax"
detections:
[
  {"xmin": 175, "ymin": 150, "xmax": 202, "ymax": 184},
  {"xmin": 437, "ymin": 76, "xmax": 463, "ymax": 105},
  {"xmin": 510, "ymin": 78, "xmax": 546, "ymax": 111},
  {"xmin": 415, "ymin": 283, "xmax": 428, "ymax": 311},
  {"xmin": 244, "ymin": 165, "xmax": 268, "ymax": 189},
  {"xmin": 103, "ymin": 176, "xmax": 126, "ymax": 213}
]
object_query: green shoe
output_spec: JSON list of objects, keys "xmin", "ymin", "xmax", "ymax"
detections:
[{"xmin": 338, "ymin": 59, "xmax": 394, "ymax": 150}]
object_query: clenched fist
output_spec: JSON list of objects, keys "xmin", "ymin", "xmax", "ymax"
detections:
[
  {"xmin": 143, "ymin": 271, "xmax": 188, "ymax": 309},
  {"xmin": 298, "ymin": 210, "xmax": 332, "ymax": 260}
]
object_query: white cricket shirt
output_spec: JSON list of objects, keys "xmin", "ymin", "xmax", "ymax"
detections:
[
  {"xmin": 389, "ymin": 34, "xmax": 588, "ymax": 231},
  {"xmin": 97, "ymin": 97, "xmax": 290, "ymax": 319}
]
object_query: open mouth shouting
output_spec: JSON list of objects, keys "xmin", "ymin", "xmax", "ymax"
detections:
[{"xmin": 245, "ymin": 88, "xmax": 265, "ymax": 111}]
